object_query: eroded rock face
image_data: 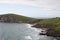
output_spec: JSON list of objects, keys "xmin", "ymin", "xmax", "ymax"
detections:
[
  {"xmin": 46, "ymin": 29, "xmax": 60, "ymax": 37},
  {"xmin": 0, "ymin": 16, "xmax": 19, "ymax": 23},
  {"xmin": 33, "ymin": 23, "xmax": 60, "ymax": 38},
  {"xmin": 32, "ymin": 23, "xmax": 54, "ymax": 29}
]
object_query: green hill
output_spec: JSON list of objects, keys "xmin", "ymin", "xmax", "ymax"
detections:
[
  {"xmin": 1, "ymin": 14, "xmax": 34, "ymax": 21},
  {"xmin": 39, "ymin": 18, "xmax": 60, "ymax": 31},
  {"xmin": 0, "ymin": 13, "xmax": 38, "ymax": 23},
  {"xmin": 33, "ymin": 17, "xmax": 60, "ymax": 37}
]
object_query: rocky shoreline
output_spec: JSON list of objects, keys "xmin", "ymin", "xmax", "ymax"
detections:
[
  {"xmin": 0, "ymin": 14, "xmax": 60, "ymax": 40},
  {"xmin": 32, "ymin": 24, "xmax": 60, "ymax": 40}
]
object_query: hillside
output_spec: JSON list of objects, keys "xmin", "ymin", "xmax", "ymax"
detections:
[
  {"xmin": 37, "ymin": 18, "xmax": 60, "ymax": 31},
  {"xmin": 0, "ymin": 13, "xmax": 38, "ymax": 23},
  {"xmin": 33, "ymin": 17, "xmax": 60, "ymax": 39}
]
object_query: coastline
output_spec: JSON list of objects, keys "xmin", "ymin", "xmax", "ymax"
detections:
[
  {"xmin": 32, "ymin": 24, "xmax": 60, "ymax": 40},
  {"xmin": 0, "ymin": 14, "xmax": 60, "ymax": 40}
]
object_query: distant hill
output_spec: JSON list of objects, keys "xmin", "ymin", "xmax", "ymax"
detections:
[{"xmin": 0, "ymin": 13, "xmax": 39, "ymax": 23}]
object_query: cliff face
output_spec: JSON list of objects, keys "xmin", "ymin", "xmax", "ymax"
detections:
[
  {"xmin": 32, "ymin": 18, "xmax": 60, "ymax": 39},
  {"xmin": 0, "ymin": 16, "xmax": 19, "ymax": 23},
  {"xmin": 32, "ymin": 23, "xmax": 55, "ymax": 29},
  {"xmin": 0, "ymin": 14, "xmax": 38, "ymax": 23}
]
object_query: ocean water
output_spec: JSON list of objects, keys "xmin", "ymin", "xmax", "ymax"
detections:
[{"xmin": 0, "ymin": 23, "xmax": 56, "ymax": 40}]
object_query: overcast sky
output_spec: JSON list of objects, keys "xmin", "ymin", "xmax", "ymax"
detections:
[{"xmin": 0, "ymin": 0, "xmax": 60, "ymax": 18}]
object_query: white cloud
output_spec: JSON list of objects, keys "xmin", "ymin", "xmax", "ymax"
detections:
[{"xmin": 0, "ymin": 0, "xmax": 60, "ymax": 9}]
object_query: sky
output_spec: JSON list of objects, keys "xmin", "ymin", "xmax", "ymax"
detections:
[{"xmin": 0, "ymin": 0, "xmax": 60, "ymax": 18}]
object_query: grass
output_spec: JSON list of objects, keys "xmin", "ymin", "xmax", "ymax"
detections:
[
  {"xmin": 0, "ymin": 13, "xmax": 37, "ymax": 22},
  {"xmin": 38, "ymin": 18, "xmax": 60, "ymax": 31},
  {"xmin": 54, "ymin": 26, "xmax": 60, "ymax": 31}
]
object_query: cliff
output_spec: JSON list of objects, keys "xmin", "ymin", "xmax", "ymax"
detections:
[
  {"xmin": 32, "ymin": 18, "xmax": 60, "ymax": 40},
  {"xmin": 0, "ymin": 13, "xmax": 38, "ymax": 23}
]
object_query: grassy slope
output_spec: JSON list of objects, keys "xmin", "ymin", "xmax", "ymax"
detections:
[
  {"xmin": 0, "ymin": 14, "xmax": 37, "ymax": 22},
  {"xmin": 38, "ymin": 18, "xmax": 60, "ymax": 32}
]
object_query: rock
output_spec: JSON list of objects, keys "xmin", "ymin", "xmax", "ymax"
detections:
[
  {"xmin": 0, "ymin": 16, "xmax": 19, "ymax": 23},
  {"xmin": 56, "ymin": 37, "xmax": 60, "ymax": 40}
]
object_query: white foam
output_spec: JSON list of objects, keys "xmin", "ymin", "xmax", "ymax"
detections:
[
  {"xmin": 27, "ymin": 24, "xmax": 32, "ymax": 28},
  {"xmin": 27, "ymin": 24, "xmax": 40, "ymax": 32},
  {"xmin": 31, "ymin": 27, "xmax": 40, "ymax": 32},
  {"xmin": 25, "ymin": 36, "xmax": 32, "ymax": 40}
]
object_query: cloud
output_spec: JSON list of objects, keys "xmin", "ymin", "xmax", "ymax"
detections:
[{"xmin": 0, "ymin": 0, "xmax": 60, "ymax": 9}]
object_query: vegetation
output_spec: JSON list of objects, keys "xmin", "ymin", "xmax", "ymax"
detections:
[
  {"xmin": 38, "ymin": 18, "xmax": 60, "ymax": 31},
  {"xmin": 0, "ymin": 13, "xmax": 60, "ymax": 38},
  {"xmin": 0, "ymin": 13, "xmax": 40, "ymax": 23},
  {"xmin": 33, "ymin": 17, "xmax": 60, "ymax": 37},
  {"xmin": 0, "ymin": 14, "xmax": 35, "ymax": 21}
]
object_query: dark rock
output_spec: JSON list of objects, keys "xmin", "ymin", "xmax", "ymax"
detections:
[
  {"xmin": 56, "ymin": 37, "xmax": 60, "ymax": 40},
  {"xmin": 0, "ymin": 15, "xmax": 19, "ymax": 23}
]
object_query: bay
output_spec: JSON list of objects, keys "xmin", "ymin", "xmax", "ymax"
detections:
[{"xmin": 0, "ymin": 23, "xmax": 56, "ymax": 40}]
